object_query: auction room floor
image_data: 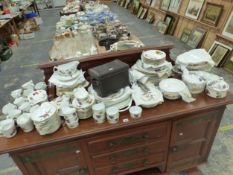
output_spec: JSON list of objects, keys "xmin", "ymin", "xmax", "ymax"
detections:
[{"xmin": 0, "ymin": 3, "xmax": 233, "ymax": 175}]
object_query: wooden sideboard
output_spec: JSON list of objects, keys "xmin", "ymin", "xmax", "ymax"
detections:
[
  {"xmin": 1, "ymin": 94, "xmax": 232, "ymax": 175},
  {"xmin": 0, "ymin": 45, "xmax": 233, "ymax": 175}
]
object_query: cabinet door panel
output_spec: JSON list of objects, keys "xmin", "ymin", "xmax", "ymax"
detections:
[
  {"xmin": 171, "ymin": 110, "xmax": 222, "ymax": 144},
  {"xmin": 16, "ymin": 142, "xmax": 88, "ymax": 175},
  {"xmin": 167, "ymin": 108, "xmax": 224, "ymax": 172}
]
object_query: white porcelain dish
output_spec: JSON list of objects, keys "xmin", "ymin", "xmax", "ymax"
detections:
[{"xmin": 206, "ymin": 79, "xmax": 229, "ymax": 98}]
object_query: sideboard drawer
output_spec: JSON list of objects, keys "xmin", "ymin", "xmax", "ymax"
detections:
[
  {"xmin": 92, "ymin": 140, "xmax": 167, "ymax": 168},
  {"xmin": 87, "ymin": 122, "xmax": 170, "ymax": 155},
  {"xmin": 94, "ymin": 153, "xmax": 165, "ymax": 175}
]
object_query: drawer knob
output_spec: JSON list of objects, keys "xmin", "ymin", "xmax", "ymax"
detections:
[
  {"xmin": 179, "ymin": 132, "xmax": 184, "ymax": 136},
  {"xmin": 172, "ymin": 146, "xmax": 178, "ymax": 152},
  {"xmin": 143, "ymin": 160, "xmax": 150, "ymax": 167},
  {"xmin": 75, "ymin": 150, "xmax": 80, "ymax": 154}
]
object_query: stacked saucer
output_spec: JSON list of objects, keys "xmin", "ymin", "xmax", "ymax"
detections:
[
  {"xmin": 31, "ymin": 102, "xmax": 61, "ymax": 135},
  {"xmin": 132, "ymin": 50, "xmax": 172, "ymax": 85},
  {"xmin": 89, "ymin": 86, "xmax": 132, "ymax": 112},
  {"xmin": 28, "ymin": 90, "xmax": 48, "ymax": 106},
  {"xmin": 72, "ymin": 87, "xmax": 95, "ymax": 119},
  {"xmin": 49, "ymin": 61, "xmax": 89, "ymax": 96}
]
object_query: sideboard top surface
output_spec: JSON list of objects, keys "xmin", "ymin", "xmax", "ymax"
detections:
[{"xmin": 0, "ymin": 93, "xmax": 233, "ymax": 154}]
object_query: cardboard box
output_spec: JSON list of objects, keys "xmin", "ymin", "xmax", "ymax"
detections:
[{"xmin": 19, "ymin": 32, "xmax": 35, "ymax": 40}]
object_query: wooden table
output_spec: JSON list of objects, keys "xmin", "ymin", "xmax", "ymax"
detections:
[{"xmin": 0, "ymin": 13, "xmax": 20, "ymax": 37}]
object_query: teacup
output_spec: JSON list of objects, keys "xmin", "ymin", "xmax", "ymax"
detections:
[
  {"xmin": 19, "ymin": 102, "xmax": 31, "ymax": 112},
  {"xmin": 61, "ymin": 107, "xmax": 77, "ymax": 121},
  {"xmin": 53, "ymin": 61, "xmax": 79, "ymax": 77},
  {"xmin": 92, "ymin": 103, "xmax": 105, "ymax": 124},
  {"xmin": 106, "ymin": 107, "xmax": 119, "ymax": 124},
  {"xmin": 129, "ymin": 106, "xmax": 142, "ymax": 119},
  {"xmin": 65, "ymin": 117, "xmax": 79, "ymax": 129},
  {"xmin": 16, "ymin": 113, "xmax": 34, "ymax": 133},
  {"xmin": 11, "ymin": 89, "xmax": 22, "ymax": 99},
  {"xmin": 7, "ymin": 109, "xmax": 22, "ymax": 120},
  {"xmin": 35, "ymin": 82, "xmax": 47, "ymax": 90},
  {"xmin": 2, "ymin": 103, "xmax": 17, "ymax": 115},
  {"xmin": 29, "ymin": 105, "xmax": 40, "ymax": 113},
  {"xmin": 0, "ymin": 119, "xmax": 17, "ymax": 138},
  {"xmin": 22, "ymin": 80, "xmax": 34, "ymax": 90},
  {"xmin": 13, "ymin": 97, "xmax": 26, "ymax": 107},
  {"xmin": 23, "ymin": 88, "xmax": 34, "ymax": 97}
]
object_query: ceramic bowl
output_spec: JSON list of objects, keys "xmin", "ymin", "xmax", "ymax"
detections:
[
  {"xmin": 206, "ymin": 80, "xmax": 229, "ymax": 98},
  {"xmin": 159, "ymin": 78, "xmax": 186, "ymax": 100},
  {"xmin": 141, "ymin": 50, "xmax": 166, "ymax": 65},
  {"xmin": 182, "ymin": 73, "xmax": 206, "ymax": 95}
]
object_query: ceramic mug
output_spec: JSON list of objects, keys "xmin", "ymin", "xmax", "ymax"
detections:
[
  {"xmin": 30, "ymin": 105, "xmax": 40, "ymax": 113},
  {"xmin": 7, "ymin": 109, "xmax": 22, "ymax": 120},
  {"xmin": 106, "ymin": 107, "xmax": 119, "ymax": 124},
  {"xmin": 19, "ymin": 102, "xmax": 31, "ymax": 112},
  {"xmin": 65, "ymin": 117, "xmax": 79, "ymax": 129},
  {"xmin": 92, "ymin": 103, "xmax": 105, "ymax": 124},
  {"xmin": 22, "ymin": 80, "xmax": 34, "ymax": 90},
  {"xmin": 16, "ymin": 113, "xmax": 34, "ymax": 133},
  {"xmin": 129, "ymin": 106, "xmax": 142, "ymax": 119},
  {"xmin": 11, "ymin": 89, "xmax": 22, "ymax": 99},
  {"xmin": 14, "ymin": 97, "xmax": 26, "ymax": 107},
  {"xmin": 0, "ymin": 119, "xmax": 17, "ymax": 138},
  {"xmin": 35, "ymin": 82, "xmax": 47, "ymax": 90},
  {"xmin": 23, "ymin": 88, "xmax": 34, "ymax": 97},
  {"xmin": 2, "ymin": 103, "xmax": 17, "ymax": 115},
  {"xmin": 61, "ymin": 107, "xmax": 77, "ymax": 121}
]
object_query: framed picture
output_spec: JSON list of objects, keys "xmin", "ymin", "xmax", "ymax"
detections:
[
  {"xmin": 137, "ymin": 6, "xmax": 144, "ymax": 18},
  {"xmin": 185, "ymin": 0, "xmax": 205, "ymax": 20},
  {"xmin": 180, "ymin": 28, "xmax": 192, "ymax": 43},
  {"xmin": 187, "ymin": 27, "xmax": 206, "ymax": 48},
  {"xmin": 168, "ymin": 0, "xmax": 181, "ymax": 13},
  {"xmin": 145, "ymin": 0, "xmax": 152, "ymax": 6},
  {"xmin": 222, "ymin": 12, "xmax": 233, "ymax": 40},
  {"xmin": 224, "ymin": 55, "xmax": 233, "ymax": 73},
  {"xmin": 146, "ymin": 13, "xmax": 155, "ymax": 23},
  {"xmin": 156, "ymin": 20, "xmax": 169, "ymax": 34},
  {"xmin": 160, "ymin": 0, "xmax": 170, "ymax": 11},
  {"xmin": 201, "ymin": 3, "xmax": 223, "ymax": 26},
  {"xmin": 208, "ymin": 41, "xmax": 232, "ymax": 66},
  {"xmin": 150, "ymin": 0, "xmax": 157, "ymax": 7},
  {"xmin": 164, "ymin": 14, "xmax": 175, "ymax": 34},
  {"xmin": 140, "ymin": 8, "xmax": 148, "ymax": 19}
]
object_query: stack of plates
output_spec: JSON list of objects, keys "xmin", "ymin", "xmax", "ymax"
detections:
[
  {"xmin": 49, "ymin": 69, "xmax": 88, "ymax": 89},
  {"xmin": 131, "ymin": 50, "xmax": 172, "ymax": 85},
  {"xmin": 175, "ymin": 49, "xmax": 215, "ymax": 71},
  {"xmin": 89, "ymin": 86, "xmax": 132, "ymax": 112},
  {"xmin": 132, "ymin": 82, "xmax": 164, "ymax": 108},
  {"xmin": 31, "ymin": 102, "xmax": 61, "ymax": 135}
]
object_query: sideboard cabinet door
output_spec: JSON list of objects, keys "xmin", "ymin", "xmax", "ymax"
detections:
[
  {"xmin": 167, "ymin": 108, "xmax": 225, "ymax": 172},
  {"xmin": 12, "ymin": 141, "xmax": 89, "ymax": 175}
]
